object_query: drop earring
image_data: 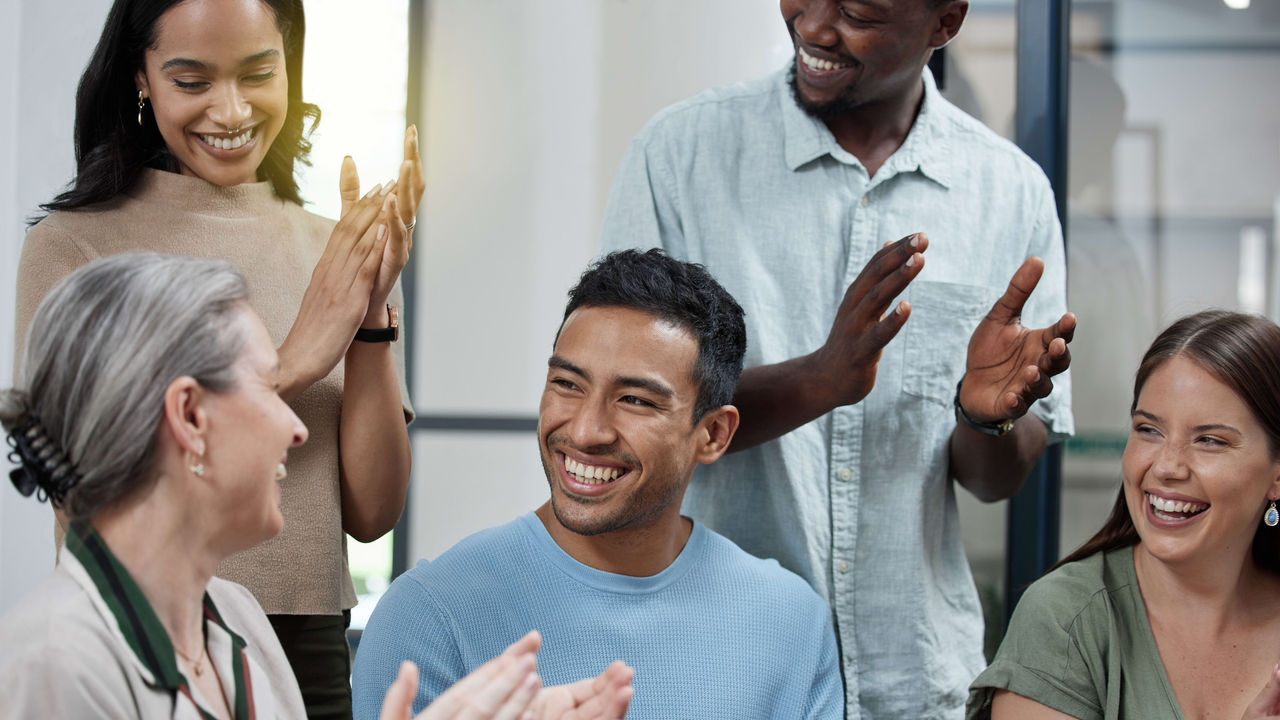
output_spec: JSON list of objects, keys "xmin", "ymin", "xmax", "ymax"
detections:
[
  {"xmin": 189, "ymin": 452, "xmax": 205, "ymax": 478},
  {"xmin": 1266, "ymin": 501, "xmax": 1278, "ymax": 528},
  {"xmin": 137, "ymin": 90, "xmax": 147, "ymax": 127}
]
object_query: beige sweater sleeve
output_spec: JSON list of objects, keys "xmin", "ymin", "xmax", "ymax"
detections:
[{"xmin": 14, "ymin": 218, "xmax": 98, "ymax": 380}]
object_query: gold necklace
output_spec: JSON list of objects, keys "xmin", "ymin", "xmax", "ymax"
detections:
[{"xmin": 174, "ymin": 643, "xmax": 207, "ymax": 677}]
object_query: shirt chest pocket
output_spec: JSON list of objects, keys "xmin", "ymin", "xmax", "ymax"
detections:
[{"xmin": 902, "ymin": 281, "xmax": 996, "ymax": 407}]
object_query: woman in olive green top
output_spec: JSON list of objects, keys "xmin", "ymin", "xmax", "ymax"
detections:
[{"xmin": 969, "ymin": 311, "xmax": 1280, "ymax": 720}]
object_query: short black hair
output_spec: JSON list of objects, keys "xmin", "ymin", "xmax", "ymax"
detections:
[
  {"xmin": 36, "ymin": 0, "xmax": 318, "ymax": 221},
  {"xmin": 562, "ymin": 249, "xmax": 747, "ymax": 423}
]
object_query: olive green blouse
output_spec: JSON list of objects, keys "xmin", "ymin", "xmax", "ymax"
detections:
[{"xmin": 967, "ymin": 546, "xmax": 1184, "ymax": 720}]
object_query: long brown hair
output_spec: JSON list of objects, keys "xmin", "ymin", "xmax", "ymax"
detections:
[{"xmin": 1054, "ymin": 310, "xmax": 1280, "ymax": 575}]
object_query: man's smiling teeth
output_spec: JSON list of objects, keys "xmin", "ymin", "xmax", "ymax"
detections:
[
  {"xmin": 798, "ymin": 45, "xmax": 851, "ymax": 72},
  {"xmin": 1146, "ymin": 492, "xmax": 1208, "ymax": 517},
  {"xmin": 564, "ymin": 456, "xmax": 621, "ymax": 485},
  {"xmin": 199, "ymin": 127, "xmax": 255, "ymax": 150}
]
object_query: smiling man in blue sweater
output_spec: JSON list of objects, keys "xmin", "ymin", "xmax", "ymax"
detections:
[{"xmin": 351, "ymin": 249, "xmax": 843, "ymax": 719}]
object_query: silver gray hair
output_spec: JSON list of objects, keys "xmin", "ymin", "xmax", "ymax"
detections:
[{"xmin": 1, "ymin": 253, "xmax": 249, "ymax": 519}]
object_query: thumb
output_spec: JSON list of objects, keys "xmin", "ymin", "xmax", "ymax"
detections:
[
  {"xmin": 987, "ymin": 256, "xmax": 1045, "ymax": 326},
  {"xmin": 339, "ymin": 155, "xmax": 361, "ymax": 218}
]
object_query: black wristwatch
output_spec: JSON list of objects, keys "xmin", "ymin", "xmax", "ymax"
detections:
[
  {"xmin": 953, "ymin": 378, "xmax": 1014, "ymax": 436},
  {"xmin": 354, "ymin": 305, "xmax": 399, "ymax": 343}
]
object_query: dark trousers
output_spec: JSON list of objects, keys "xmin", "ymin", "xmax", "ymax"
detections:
[{"xmin": 268, "ymin": 611, "xmax": 353, "ymax": 720}]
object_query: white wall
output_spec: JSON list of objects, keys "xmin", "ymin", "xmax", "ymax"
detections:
[
  {"xmin": 0, "ymin": 0, "xmax": 111, "ymax": 614},
  {"xmin": 405, "ymin": 0, "xmax": 791, "ymax": 562}
]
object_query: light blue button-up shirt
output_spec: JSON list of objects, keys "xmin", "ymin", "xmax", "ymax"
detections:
[{"xmin": 600, "ymin": 66, "xmax": 1073, "ymax": 720}]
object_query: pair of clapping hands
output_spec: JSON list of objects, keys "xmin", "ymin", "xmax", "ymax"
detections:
[
  {"xmin": 821, "ymin": 231, "xmax": 1075, "ymax": 427},
  {"xmin": 276, "ymin": 126, "xmax": 424, "ymax": 399},
  {"xmin": 378, "ymin": 631, "xmax": 634, "ymax": 720}
]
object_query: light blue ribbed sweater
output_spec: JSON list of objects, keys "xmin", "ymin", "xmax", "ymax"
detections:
[{"xmin": 351, "ymin": 512, "xmax": 843, "ymax": 719}]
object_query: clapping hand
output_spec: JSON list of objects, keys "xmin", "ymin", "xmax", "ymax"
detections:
[
  {"xmin": 337, "ymin": 127, "xmax": 423, "ymax": 329},
  {"xmin": 278, "ymin": 176, "xmax": 398, "ymax": 399},
  {"xmin": 531, "ymin": 661, "xmax": 634, "ymax": 720},
  {"xmin": 957, "ymin": 256, "xmax": 1075, "ymax": 425},
  {"xmin": 813, "ymin": 232, "xmax": 928, "ymax": 407},
  {"xmin": 378, "ymin": 631, "xmax": 634, "ymax": 720}
]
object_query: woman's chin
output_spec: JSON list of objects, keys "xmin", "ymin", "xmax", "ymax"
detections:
[{"xmin": 176, "ymin": 155, "xmax": 263, "ymax": 188}]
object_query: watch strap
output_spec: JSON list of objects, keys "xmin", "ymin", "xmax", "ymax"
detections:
[
  {"xmin": 354, "ymin": 305, "xmax": 399, "ymax": 343},
  {"xmin": 953, "ymin": 378, "xmax": 1015, "ymax": 436}
]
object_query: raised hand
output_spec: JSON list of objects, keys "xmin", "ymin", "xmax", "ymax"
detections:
[
  {"xmin": 531, "ymin": 662, "xmax": 634, "ymax": 720},
  {"xmin": 336, "ymin": 138, "xmax": 420, "ymax": 329},
  {"xmin": 958, "ymin": 256, "xmax": 1075, "ymax": 424},
  {"xmin": 278, "ymin": 177, "xmax": 396, "ymax": 399},
  {"xmin": 369, "ymin": 125, "xmax": 426, "ymax": 326},
  {"xmin": 395, "ymin": 124, "xmax": 426, "ymax": 228},
  {"xmin": 813, "ymin": 232, "xmax": 928, "ymax": 407},
  {"xmin": 362, "ymin": 189, "xmax": 411, "ymax": 328},
  {"xmin": 379, "ymin": 631, "xmax": 543, "ymax": 720}
]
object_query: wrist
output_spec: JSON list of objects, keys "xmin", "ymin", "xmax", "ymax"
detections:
[
  {"xmin": 954, "ymin": 377, "xmax": 1014, "ymax": 437},
  {"xmin": 360, "ymin": 303, "xmax": 390, "ymax": 330},
  {"xmin": 275, "ymin": 349, "xmax": 318, "ymax": 401},
  {"xmin": 355, "ymin": 304, "xmax": 399, "ymax": 343},
  {"xmin": 800, "ymin": 349, "xmax": 843, "ymax": 414}
]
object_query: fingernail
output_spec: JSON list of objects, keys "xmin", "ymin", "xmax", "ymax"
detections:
[
  {"xmin": 910, "ymin": 234, "xmax": 921, "ymax": 248},
  {"xmin": 364, "ymin": 182, "xmax": 382, "ymax": 198},
  {"xmin": 906, "ymin": 254, "xmax": 917, "ymax": 267},
  {"xmin": 895, "ymin": 302, "xmax": 906, "ymax": 315},
  {"xmin": 376, "ymin": 224, "xmax": 386, "ymax": 241}
]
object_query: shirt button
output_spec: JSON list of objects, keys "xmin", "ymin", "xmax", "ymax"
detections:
[
  {"xmin": 838, "ymin": 560, "xmax": 850, "ymax": 574},
  {"xmin": 860, "ymin": 195, "xmax": 869, "ymax": 207},
  {"xmin": 838, "ymin": 468, "xmax": 852, "ymax": 482}
]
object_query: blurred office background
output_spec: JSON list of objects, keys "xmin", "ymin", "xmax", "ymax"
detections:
[{"xmin": 3, "ymin": 0, "xmax": 1278, "ymax": 658}]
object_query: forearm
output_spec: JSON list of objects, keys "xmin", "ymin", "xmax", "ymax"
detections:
[
  {"xmin": 728, "ymin": 352, "xmax": 837, "ymax": 452},
  {"xmin": 276, "ymin": 344, "xmax": 324, "ymax": 403},
  {"xmin": 338, "ymin": 333, "xmax": 411, "ymax": 542},
  {"xmin": 948, "ymin": 412, "xmax": 1048, "ymax": 502}
]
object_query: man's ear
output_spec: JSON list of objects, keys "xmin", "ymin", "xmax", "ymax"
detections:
[
  {"xmin": 693, "ymin": 405, "xmax": 740, "ymax": 465},
  {"xmin": 162, "ymin": 376, "xmax": 208, "ymax": 458},
  {"xmin": 930, "ymin": 1, "xmax": 969, "ymax": 49}
]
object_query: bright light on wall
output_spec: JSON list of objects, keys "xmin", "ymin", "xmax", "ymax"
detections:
[
  {"xmin": 1239, "ymin": 226, "xmax": 1267, "ymax": 314},
  {"xmin": 299, "ymin": 1, "xmax": 410, "ymax": 221},
  {"xmin": 1224, "ymin": 0, "xmax": 1250, "ymax": 10}
]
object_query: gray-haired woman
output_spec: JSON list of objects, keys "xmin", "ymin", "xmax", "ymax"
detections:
[{"xmin": 0, "ymin": 253, "xmax": 633, "ymax": 719}]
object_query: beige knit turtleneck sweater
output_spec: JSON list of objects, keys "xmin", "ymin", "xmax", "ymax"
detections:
[{"xmin": 16, "ymin": 168, "xmax": 412, "ymax": 615}]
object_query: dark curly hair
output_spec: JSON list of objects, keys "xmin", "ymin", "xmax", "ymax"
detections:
[
  {"xmin": 561, "ymin": 249, "xmax": 747, "ymax": 423},
  {"xmin": 35, "ymin": 0, "xmax": 318, "ymax": 221}
]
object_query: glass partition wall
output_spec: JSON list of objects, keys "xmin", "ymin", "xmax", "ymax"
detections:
[{"xmin": 1062, "ymin": 0, "xmax": 1280, "ymax": 574}]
